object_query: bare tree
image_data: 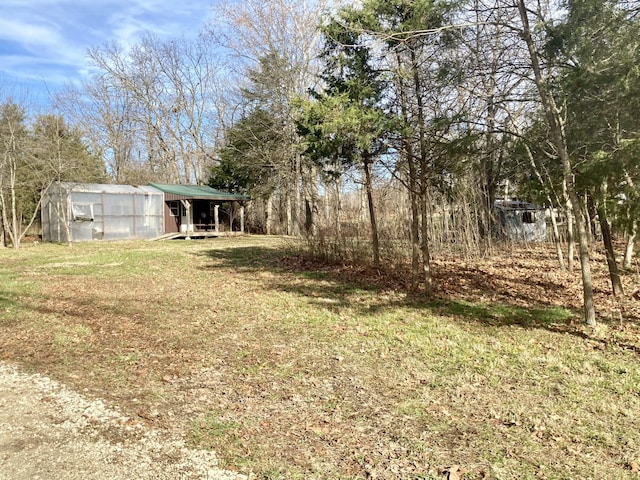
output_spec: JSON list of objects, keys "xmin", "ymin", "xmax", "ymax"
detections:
[
  {"xmin": 456, "ymin": 0, "xmax": 538, "ymax": 241},
  {"xmin": 56, "ymin": 80, "xmax": 138, "ymax": 183},
  {"xmin": 208, "ymin": 0, "xmax": 328, "ymax": 236},
  {"xmin": 0, "ymin": 100, "xmax": 26, "ymax": 249},
  {"xmin": 61, "ymin": 33, "xmax": 224, "ymax": 185},
  {"xmin": 0, "ymin": 100, "xmax": 48, "ymax": 249}
]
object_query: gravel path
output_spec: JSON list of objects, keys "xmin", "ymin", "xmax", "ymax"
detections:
[{"xmin": 0, "ymin": 362, "xmax": 250, "ymax": 480}]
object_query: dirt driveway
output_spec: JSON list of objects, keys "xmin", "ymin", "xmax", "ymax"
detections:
[{"xmin": 0, "ymin": 362, "xmax": 250, "ymax": 480}]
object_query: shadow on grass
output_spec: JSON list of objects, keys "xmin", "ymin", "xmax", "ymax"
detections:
[
  {"xmin": 429, "ymin": 298, "xmax": 573, "ymax": 329},
  {"xmin": 0, "ymin": 293, "xmax": 19, "ymax": 325},
  {"xmin": 196, "ymin": 245, "xmax": 288, "ymax": 272},
  {"xmin": 0, "ymin": 293, "xmax": 18, "ymax": 309},
  {"xmin": 198, "ymin": 246, "xmax": 587, "ymax": 337}
]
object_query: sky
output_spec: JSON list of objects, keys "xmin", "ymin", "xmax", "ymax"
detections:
[{"xmin": 0, "ymin": 0, "xmax": 217, "ymax": 106}]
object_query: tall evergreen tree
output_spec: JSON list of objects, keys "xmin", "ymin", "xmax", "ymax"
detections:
[{"xmin": 298, "ymin": 11, "xmax": 394, "ymax": 268}]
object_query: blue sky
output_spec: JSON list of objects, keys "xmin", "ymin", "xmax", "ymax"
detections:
[{"xmin": 0, "ymin": 0, "xmax": 216, "ymax": 105}]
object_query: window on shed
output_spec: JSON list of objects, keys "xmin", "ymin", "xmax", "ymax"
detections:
[
  {"xmin": 71, "ymin": 203, "xmax": 94, "ymax": 222},
  {"xmin": 522, "ymin": 211, "xmax": 536, "ymax": 224},
  {"xmin": 168, "ymin": 201, "xmax": 180, "ymax": 217}
]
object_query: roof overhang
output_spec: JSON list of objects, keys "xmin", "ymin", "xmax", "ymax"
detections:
[
  {"xmin": 494, "ymin": 200, "xmax": 543, "ymax": 211},
  {"xmin": 148, "ymin": 183, "xmax": 250, "ymax": 202}
]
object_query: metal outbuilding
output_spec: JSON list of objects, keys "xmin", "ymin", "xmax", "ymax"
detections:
[
  {"xmin": 41, "ymin": 183, "xmax": 164, "ymax": 242},
  {"xmin": 493, "ymin": 199, "xmax": 547, "ymax": 242}
]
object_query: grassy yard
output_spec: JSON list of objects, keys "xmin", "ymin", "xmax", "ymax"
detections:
[{"xmin": 0, "ymin": 236, "xmax": 639, "ymax": 479}]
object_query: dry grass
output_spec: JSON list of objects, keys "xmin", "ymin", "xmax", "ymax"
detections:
[{"xmin": 0, "ymin": 236, "xmax": 639, "ymax": 479}]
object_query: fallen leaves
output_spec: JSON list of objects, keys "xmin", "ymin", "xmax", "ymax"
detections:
[
  {"xmin": 434, "ymin": 464, "xmax": 491, "ymax": 480},
  {"xmin": 440, "ymin": 465, "xmax": 467, "ymax": 480}
]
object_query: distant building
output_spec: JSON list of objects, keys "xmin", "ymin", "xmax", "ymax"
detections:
[
  {"xmin": 41, "ymin": 182, "xmax": 248, "ymax": 243},
  {"xmin": 494, "ymin": 200, "xmax": 547, "ymax": 242}
]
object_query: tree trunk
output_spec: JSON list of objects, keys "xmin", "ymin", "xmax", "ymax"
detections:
[
  {"xmin": 586, "ymin": 194, "xmax": 598, "ymax": 242},
  {"xmin": 573, "ymin": 206, "xmax": 597, "ymax": 326},
  {"xmin": 480, "ymin": 96, "xmax": 498, "ymax": 242},
  {"xmin": 406, "ymin": 166, "xmax": 421, "ymax": 290},
  {"xmin": 10, "ymin": 161, "xmax": 19, "ymax": 250},
  {"xmin": 286, "ymin": 187, "xmax": 293, "ymax": 235},
  {"xmin": 420, "ymin": 188, "xmax": 433, "ymax": 294},
  {"xmin": 597, "ymin": 204, "xmax": 624, "ymax": 296},
  {"xmin": 522, "ymin": 139, "xmax": 565, "ymax": 270},
  {"xmin": 266, "ymin": 193, "xmax": 273, "ymax": 235},
  {"xmin": 623, "ymin": 221, "xmax": 637, "ymax": 269},
  {"xmin": 0, "ymin": 208, "xmax": 5, "ymax": 248},
  {"xmin": 410, "ymin": 45, "xmax": 432, "ymax": 294},
  {"xmin": 394, "ymin": 50, "xmax": 420, "ymax": 288},
  {"xmin": 323, "ymin": 182, "xmax": 330, "ymax": 228},
  {"xmin": 517, "ymin": 0, "xmax": 596, "ymax": 326},
  {"xmin": 549, "ymin": 205, "xmax": 565, "ymax": 271},
  {"xmin": 302, "ymin": 164, "xmax": 318, "ymax": 236},
  {"xmin": 293, "ymin": 156, "xmax": 301, "ymax": 236},
  {"xmin": 0, "ymin": 162, "xmax": 5, "ymax": 248},
  {"xmin": 623, "ymin": 170, "xmax": 637, "ymax": 269},
  {"xmin": 58, "ymin": 185, "xmax": 74, "ymax": 247},
  {"xmin": 362, "ymin": 154, "xmax": 380, "ymax": 269},
  {"xmin": 334, "ymin": 178, "xmax": 342, "ymax": 237},
  {"xmin": 402, "ymin": 115, "xmax": 420, "ymax": 289},
  {"xmin": 564, "ymin": 182, "xmax": 575, "ymax": 272}
]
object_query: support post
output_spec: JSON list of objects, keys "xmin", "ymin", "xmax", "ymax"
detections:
[
  {"xmin": 240, "ymin": 205, "xmax": 245, "ymax": 233},
  {"xmin": 180, "ymin": 200, "xmax": 192, "ymax": 239},
  {"xmin": 214, "ymin": 205, "xmax": 219, "ymax": 233}
]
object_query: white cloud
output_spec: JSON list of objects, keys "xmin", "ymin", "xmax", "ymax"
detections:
[
  {"xmin": 0, "ymin": 0, "xmax": 215, "ymax": 100},
  {"xmin": 0, "ymin": 18, "xmax": 63, "ymax": 49}
]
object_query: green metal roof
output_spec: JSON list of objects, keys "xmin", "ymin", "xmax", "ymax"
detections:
[{"xmin": 148, "ymin": 183, "xmax": 249, "ymax": 201}]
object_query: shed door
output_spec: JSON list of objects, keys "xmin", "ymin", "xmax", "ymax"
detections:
[{"xmin": 164, "ymin": 201, "xmax": 180, "ymax": 233}]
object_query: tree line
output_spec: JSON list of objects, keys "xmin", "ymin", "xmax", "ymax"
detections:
[{"xmin": 1, "ymin": 0, "xmax": 638, "ymax": 325}]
